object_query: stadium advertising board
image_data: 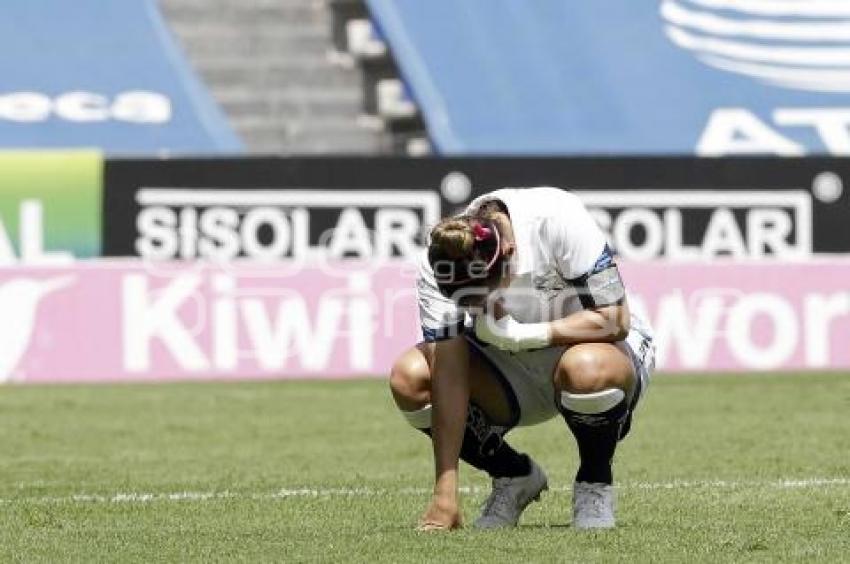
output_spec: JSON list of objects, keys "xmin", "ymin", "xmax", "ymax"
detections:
[
  {"xmin": 105, "ymin": 157, "xmax": 849, "ymax": 260},
  {"xmin": 2, "ymin": 259, "xmax": 849, "ymax": 383},
  {"xmin": 0, "ymin": 1, "xmax": 241, "ymax": 153},
  {"xmin": 0, "ymin": 150, "xmax": 102, "ymax": 263},
  {"xmin": 0, "ymin": 260, "xmax": 419, "ymax": 383},
  {"xmin": 368, "ymin": 1, "xmax": 850, "ymax": 155},
  {"xmin": 104, "ymin": 159, "xmax": 444, "ymax": 261}
]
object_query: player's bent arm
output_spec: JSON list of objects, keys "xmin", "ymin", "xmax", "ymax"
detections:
[
  {"xmin": 475, "ymin": 300, "xmax": 630, "ymax": 351},
  {"xmin": 548, "ymin": 300, "xmax": 631, "ymax": 346},
  {"xmin": 430, "ymin": 335, "xmax": 470, "ymax": 501}
]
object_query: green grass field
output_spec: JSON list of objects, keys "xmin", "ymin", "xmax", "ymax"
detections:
[{"xmin": 1, "ymin": 373, "xmax": 849, "ymax": 562}]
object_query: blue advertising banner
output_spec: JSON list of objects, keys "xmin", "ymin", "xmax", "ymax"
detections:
[
  {"xmin": 0, "ymin": 0, "xmax": 242, "ymax": 154},
  {"xmin": 368, "ymin": 0, "xmax": 850, "ymax": 156}
]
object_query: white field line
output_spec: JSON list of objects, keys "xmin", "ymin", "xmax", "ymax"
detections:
[{"xmin": 1, "ymin": 478, "xmax": 848, "ymax": 505}]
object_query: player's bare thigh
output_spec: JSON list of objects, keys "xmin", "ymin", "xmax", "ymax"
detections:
[
  {"xmin": 553, "ymin": 342, "xmax": 636, "ymax": 395},
  {"xmin": 389, "ymin": 341, "xmax": 514, "ymax": 426}
]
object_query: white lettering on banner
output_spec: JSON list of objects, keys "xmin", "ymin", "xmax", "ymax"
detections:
[
  {"xmin": 121, "ymin": 273, "xmax": 375, "ymax": 373},
  {"xmin": 213, "ymin": 275, "xmax": 238, "ymax": 371},
  {"xmin": 698, "ymin": 108, "xmax": 850, "ymax": 156},
  {"xmin": 179, "ymin": 208, "xmax": 198, "ymax": 259},
  {"xmin": 240, "ymin": 207, "xmax": 291, "ymax": 260},
  {"xmin": 134, "ymin": 189, "xmax": 441, "ymax": 261},
  {"xmin": 375, "ymin": 209, "xmax": 420, "ymax": 258},
  {"xmin": 54, "ymin": 92, "xmax": 110, "ymax": 122},
  {"xmin": 774, "ymin": 109, "xmax": 850, "ymax": 155},
  {"xmin": 636, "ymin": 293, "xmax": 724, "ymax": 369},
  {"xmin": 0, "ymin": 276, "xmax": 74, "ymax": 383},
  {"xmin": 803, "ymin": 293, "xmax": 850, "ymax": 368},
  {"xmin": 747, "ymin": 209, "xmax": 792, "ymax": 256},
  {"xmin": 579, "ymin": 191, "xmax": 811, "ymax": 261},
  {"xmin": 0, "ymin": 91, "xmax": 171, "ymax": 124},
  {"xmin": 328, "ymin": 208, "xmax": 372, "ymax": 258},
  {"xmin": 123, "ymin": 274, "xmax": 209, "ymax": 372},
  {"xmin": 726, "ymin": 294, "xmax": 798, "ymax": 370},
  {"xmin": 612, "ymin": 209, "xmax": 664, "ymax": 260},
  {"xmin": 136, "ymin": 207, "xmax": 176, "ymax": 258},
  {"xmin": 701, "ymin": 208, "xmax": 747, "ymax": 257},
  {"xmin": 111, "ymin": 91, "xmax": 172, "ymax": 124},
  {"xmin": 642, "ymin": 290, "xmax": 850, "ymax": 371},
  {"xmin": 0, "ymin": 92, "xmax": 51, "ymax": 122},
  {"xmin": 659, "ymin": 210, "xmax": 699, "ymax": 261},
  {"xmin": 697, "ymin": 109, "xmax": 805, "ymax": 156},
  {"xmin": 0, "ymin": 200, "xmax": 73, "ymax": 265},
  {"xmin": 347, "ymin": 274, "xmax": 375, "ymax": 370},
  {"xmin": 241, "ymin": 299, "xmax": 342, "ymax": 371}
]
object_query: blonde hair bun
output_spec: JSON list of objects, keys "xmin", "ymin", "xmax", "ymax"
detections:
[{"xmin": 429, "ymin": 219, "xmax": 474, "ymax": 260}]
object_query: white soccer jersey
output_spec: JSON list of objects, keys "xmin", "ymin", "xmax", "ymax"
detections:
[{"xmin": 417, "ymin": 187, "xmax": 641, "ymax": 342}]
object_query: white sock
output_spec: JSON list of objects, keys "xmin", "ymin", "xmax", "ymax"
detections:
[{"xmin": 401, "ymin": 404, "xmax": 432, "ymax": 429}]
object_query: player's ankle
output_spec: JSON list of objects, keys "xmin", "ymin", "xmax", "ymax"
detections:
[
  {"xmin": 576, "ymin": 461, "xmax": 613, "ymax": 485},
  {"xmin": 490, "ymin": 452, "xmax": 531, "ymax": 479}
]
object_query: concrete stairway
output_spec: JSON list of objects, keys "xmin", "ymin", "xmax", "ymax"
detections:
[{"xmin": 158, "ymin": 0, "xmax": 388, "ymax": 154}]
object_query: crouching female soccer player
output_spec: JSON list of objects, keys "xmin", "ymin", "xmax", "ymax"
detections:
[{"xmin": 389, "ymin": 187, "xmax": 655, "ymax": 531}]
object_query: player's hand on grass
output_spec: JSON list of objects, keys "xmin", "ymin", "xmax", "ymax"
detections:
[{"xmin": 417, "ymin": 494, "xmax": 462, "ymax": 531}]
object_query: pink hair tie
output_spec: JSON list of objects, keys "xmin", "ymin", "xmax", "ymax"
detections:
[
  {"xmin": 472, "ymin": 223, "xmax": 492, "ymax": 241},
  {"xmin": 435, "ymin": 221, "xmax": 501, "ymax": 289}
]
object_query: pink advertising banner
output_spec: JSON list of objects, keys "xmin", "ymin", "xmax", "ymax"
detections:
[
  {"xmin": 1, "ymin": 259, "xmax": 849, "ymax": 383},
  {"xmin": 618, "ymin": 261, "xmax": 850, "ymax": 372}
]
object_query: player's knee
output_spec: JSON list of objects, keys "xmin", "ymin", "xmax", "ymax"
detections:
[
  {"xmin": 389, "ymin": 350, "xmax": 432, "ymax": 409},
  {"xmin": 555, "ymin": 347, "xmax": 622, "ymax": 395}
]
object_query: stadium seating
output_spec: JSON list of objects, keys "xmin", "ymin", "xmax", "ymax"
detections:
[
  {"xmin": 161, "ymin": 0, "xmax": 388, "ymax": 153},
  {"xmin": 329, "ymin": 0, "xmax": 429, "ymax": 154}
]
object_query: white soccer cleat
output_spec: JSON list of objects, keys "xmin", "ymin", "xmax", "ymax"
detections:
[
  {"xmin": 474, "ymin": 459, "xmax": 548, "ymax": 529},
  {"xmin": 572, "ymin": 481, "xmax": 616, "ymax": 529}
]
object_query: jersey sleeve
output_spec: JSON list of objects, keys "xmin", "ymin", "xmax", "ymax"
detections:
[
  {"xmin": 416, "ymin": 253, "xmax": 466, "ymax": 342},
  {"xmin": 545, "ymin": 191, "xmax": 609, "ymax": 279}
]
